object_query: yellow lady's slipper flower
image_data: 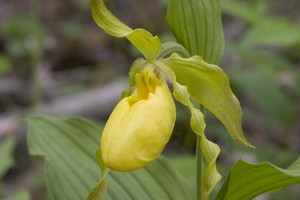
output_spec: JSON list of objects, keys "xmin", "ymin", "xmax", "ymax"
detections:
[
  {"xmin": 89, "ymin": 1, "xmax": 253, "ymax": 198},
  {"xmin": 101, "ymin": 66, "xmax": 176, "ymax": 172}
]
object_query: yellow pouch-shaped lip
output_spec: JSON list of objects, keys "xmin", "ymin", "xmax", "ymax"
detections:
[{"xmin": 101, "ymin": 67, "xmax": 176, "ymax": 172}]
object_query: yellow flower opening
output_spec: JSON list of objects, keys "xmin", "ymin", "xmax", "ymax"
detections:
[{"xmin": 101, "ymin": 65, "xmax": 176, "ymax": 172}]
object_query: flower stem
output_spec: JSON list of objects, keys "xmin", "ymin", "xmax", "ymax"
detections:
[
  {"xmin": 196, "ymin": 105, "xmax": 205, "ymax": 200},
  {"xmin": 196, "ymin": 135, "xmax": 204, "ymax": 200}
]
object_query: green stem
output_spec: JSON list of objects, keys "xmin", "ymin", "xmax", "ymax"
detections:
[
  {"xmin": 196, "ymin": 105, "xmax": 205, "ymax": 200},
  {"xmin": 196, "ymin": 135, "xmax": 204, "ymax": 200}
]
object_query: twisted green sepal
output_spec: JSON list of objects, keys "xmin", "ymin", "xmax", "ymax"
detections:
[
  {"xmin": 90, "ymin": 0, "xmax": 161, "ymax": 60},
  {"xmin": 155, "ymin": 60, "xmax": 221, "ymax": 199},
  {"xmin": 173, "ymin": 82, "xmax": 221, "ymax": 200},
  {"xmin": 161, "ymin": 53, "xmax": 253, "ymax": 147},
  {"xmin": 87, "ymin": 150, "xmax": 109, "ymax": 200}
]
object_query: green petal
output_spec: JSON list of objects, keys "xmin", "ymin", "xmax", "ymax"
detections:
[
  {"xmin": 154, "ymin": 60, "xmax": 221, "ymax": 199},
  {"xmin": 161, "ymin": 53, "xmax": 253, "ymax": 147},
  {"xmin": 173, "ymin": 82, "xmax": 221, "ymax": 199},
  {"xmin": 127, "ymin": 29, "xmax": 161, "ymax": 60},
  {"xmin": 90, "ymin": 0, "xmax": 161, "ymax": 60}
]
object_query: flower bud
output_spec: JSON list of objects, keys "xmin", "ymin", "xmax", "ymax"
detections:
[{"xmin": 101, "ymin": 67, "xmax": 176, "ymax": 172}]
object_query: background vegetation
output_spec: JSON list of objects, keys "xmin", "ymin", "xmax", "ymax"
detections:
[{"xmin": 0, "ymin": 0, "xmax": 299, "ymax": 199}]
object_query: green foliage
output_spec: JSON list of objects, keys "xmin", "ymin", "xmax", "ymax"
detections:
[
  {"xmin": 27, "ymin": 116, "xmax": 99, "ymax": 199},
  {"xmin": 221, "ymin": 0, "xmax": 300, "ymax": 131},
  {"xmin": 242, "ymin": 18, "xmax": 300, "ymax": 47},
  {"xmin": 165, "ymin": 69, "xmax": 221, "ymax": 199},
  {"xmin": 23, "ymin": 1, "xmax": 300, "ymax": 199},
  {"xmin": 167, "ymin": 156, "xmax": 195, "ymax": 185},
  {"xmin": 0, "ymin": 16, "xmax": 44, "ymax": 60},
  {"xmin": 0, "ymin": 137, "xmax": 16, "ymax": 178},
  {"xmin": 162, "ymin": 54, "xmax": 252, "ymax": 147},
  {"xmin": 222, "ymin": 0, "xmax": 300, "ymax": 47},
  {"xmin": 229, "ymin": 68, "xmax": 293, "ymax": 124},
  {"xmin": 5, "ymin": 189, "xmax": 30, "ymax": 200},
  {"xmin": 26, "ymin": 115, "xmax": 194, "ymax": 200},
  {"xmin": 91, "ymin": 0, "xmax": 161, "ymax": 61},
  {"xmin": 221, "ymin": 0, "xmax": 265, "ymax": 24},
  {"xmin": 0, "ymin": 54, "xmax": 11, "ymax": 74},
  {"xmin": 167, "ymin": 0, "xmax": 224, "ymax": 65},
  {"xmin": 215, "ymin": 158, "xmax": 300, "ymax": 200}
]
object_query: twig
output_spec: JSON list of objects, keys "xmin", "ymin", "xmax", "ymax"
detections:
[{"xmin": 0, "ymin": 79, "xmax": 127, "ymax": 139}]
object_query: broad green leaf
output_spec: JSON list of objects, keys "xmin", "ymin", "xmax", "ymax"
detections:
[
  {"xmin": 167, "ymin": 156, "xmax": 195, "ymax": 185},
  {"xmin": 215, "ymin": 157, "xmax": 300, "ymax": 200},
  {"xmin": 27, "ymin": 115, "xmax": 194, "ymax": 200},
  {"xmin": 167, "ymin": 0, "xmax": 224, "ymax": 65},
  {"xmin": 90, "ymin": 0, "xmax": 161, "ymax": 60},
  {"xmin": 27, "ymin": 116, "xmax": 101, "ymax": 200},
  {"xmin": 0, "ymin": 137, "xmax": 16, "ymax": 178},
  {"xmin": 161, "ymin": 53, "xmax": 253, "ymax": 147}
]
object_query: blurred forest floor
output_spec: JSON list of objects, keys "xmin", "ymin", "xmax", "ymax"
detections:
[{"xmin": 0, "ymin": 0, "xmax": 300, "ymax": 199}]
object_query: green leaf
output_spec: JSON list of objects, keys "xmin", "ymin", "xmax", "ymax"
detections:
[
  {"xmin": 161, "ymin": 53, "xmax": 253, "ymax": 147},
  {"xmin": 27, "ymin": 116, "xmax": 101, "ymax": 200},
  {"xmin": 167, "ymin": 156, "xmax": 195, "ymax": 185},
  {"xmin": 0, "ymin": 137, "xmax": 16, "ymax": 178},
  {"xmin": 26, "ymin": 115, "xmax": 194, "ymax": 200},
  {"xmin": 90, "ymin": 0, "xmax": 161, "ymax": 60},
  {"xmin": 215, "ymin": 157, "xmax": 300, "ymax": 200},
  {"xmin": 167, "ymin": 0, "xmax": 224, "ymax": 64}
]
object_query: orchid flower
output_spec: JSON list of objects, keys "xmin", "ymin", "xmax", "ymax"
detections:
[{"xmin": 90, "ymin": 0, "xmax": 252, "ymax": 199}]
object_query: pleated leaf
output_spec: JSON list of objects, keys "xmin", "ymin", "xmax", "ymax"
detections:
[
  {"xmin": 26, "ymin": 115, "xmax": 194, "ymax": 200},
  {"xmin": 161, "ymin": 53, "xmax": 252, "ymax": 147},
  {"xmin": 167, "ymin": 0, "xmax": 224, "ymax": 65},
  {"xmin": 215, "ymin": 157, "xmax": 300, "ymax": 200}
]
